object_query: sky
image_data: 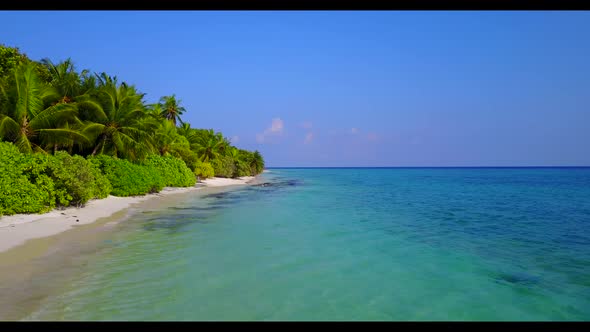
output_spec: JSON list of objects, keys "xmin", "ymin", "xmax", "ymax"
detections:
[{"xmin": 1, "ymin": 11, "xmax": 589, "ymax": 166}]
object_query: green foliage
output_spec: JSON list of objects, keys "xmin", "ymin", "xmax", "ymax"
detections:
[
  {"xmin": 47, "ymin": 152, "xmax": 112, "ymax": 207},
  {"xmin": 211, "ymin": 155, "xmax": 236, "ymax": 178},
  {"xmin": 88, "ymin": 154, "xmax": 163, "ymax": 197},
  {"xmin": 142, "ymin": 154, "xmax": 196, "ymax": 188},
  {"xmin": 193, "ymin": 160, "xmax": 215, "ymax": 179},
  {"xmin": 0, "ymin": 142, "xmax": 115, "ymax": 215},
  {"xmin": 89, "ymin": 161, "xmax": 112, "ymax": 199},
  {"xmin": 0, "ymin": 142, "xmax": 56, "ymax": 215},
  {"xmin": 234, "ymin": 160, "xmax": 252, "ymax": 177},
  {"xmin": 0, "ymin": 62, "xmax": 88, "ymax": 154},
  {"xmin": 0, "ymin": 45, "xmax": 28, "ymax": 80},
  {"xmin": 175, "ymin": 146, "xmax": 200, "ymax": 171},
  {"xmin": 158, "ymin": 94, "xmax": 185, "ymax": 126},
  {"xmin": 84, "ymin": 73, "xmax": 155, "ymax": 161},
  {"xmin": 0, "ymin": 45, "xmax": 266, "ymax": 216}
]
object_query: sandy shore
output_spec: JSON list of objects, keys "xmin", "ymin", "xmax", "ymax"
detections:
[
  {"xmin": 201, "ymin": 176, "xmax": 254, "ymax": 187},
  {"xmin": 0, "ymin": 176, "xmax": 256, "ymax": 253}
]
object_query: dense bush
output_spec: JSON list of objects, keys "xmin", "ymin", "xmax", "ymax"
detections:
[
  {"xmin": 234, "ymin": 160, "xmax": 252, "ymax": 178},
  {"xmin": 47, "ymin": 152, "xmax": 112, "ymax": 207},
  {"xmin": 88, "ymin": 154, "xmax": 195, "ymax": 197},
  {"xmin": 194, "ymin": 160, "xmax": 215, "ymax": 180},
  {"xmin": 0, "ymin": 143, "xmax": 56, "ymax": 215},
  {"xmin": 211, "ymin": 155, "xmax": 236, "ymax": 178},
  {"xmin": 0, "ymin": 143, "xmax": 113, "ymax": 215},
  {"xmin": 88, "ymin": 154, "xmax": 164, "ymax": 197},
  {"xmin": 174, "ymin": 147, "xmax": 200, "ymax": 171},
  {"xmin": 143, "ymin": 154, "xmax": 196, "ymax": 187},
  {"xmin": 0, "ymin": 141, "xmax": 202, "ymax": 215}
]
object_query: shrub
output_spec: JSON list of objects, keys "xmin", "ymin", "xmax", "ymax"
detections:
[
  {"xmin": 47, "ymin": 152, "xmax": 112, "ymax": 207},
  {"xmin": 88, "ymin": 154, "xmax": 195, "ymax": 197},
  {"xmin": 211, "ymin": 155, "xmax": 236, "ymax": 178},
  {"xmin": 194, "ymin": 160, "xmax": 215, "ymax": 180},
  {"xmin": 88, "ymin": 154, "xmax": 164, "ymax": 197},
  {"xmin": 234, "ymin": 160, "xmax": 252, "ymax": 178},
  {"xmin": 0, "ymin": 142, "xmax": 55, "ymax": 215},
  {"xmin": 143, "ymin": 154, "xmax": 196, "ymax": 187},
  {"xmin": 90, "ymin": 161, "xmax": 112, "ymax": 199}
]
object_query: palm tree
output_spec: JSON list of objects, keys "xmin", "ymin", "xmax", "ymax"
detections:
[
  {"xmin": 84, "ymin": 74, "xmax": 154, "ymax": 160},
  {"xmin": 159, "ymin": 94, "xmax": 185, "ymax": 126},
  {"xmin": 153, "ymin": 120, "xmax": 184, "ymax": 156},
  {"xmin": 177, "ymin": 122, "xmax": 192, "ymax": 138},
  {"xmin": 251, "ymin": 150, "xmax": 264, "ymax": 174},
  {"xmin": 146, "ymin": 102, "xmax": 164, "ymax": 121},
  {"xmin": 0, "ymin": 63, "xmax": 89, "ymax": 153},
  {"xmin": 41, "ymin": 58, "xmax": 102, "ymax": 153},
  {"xmin": 215, "ymin": 131, "xmax": 231, "ymax": 156},
  {"xmin": 194, "ymin": 130, "xmax": 224, "ymax": 162},
  {"xmin": 41, "ymin": 58, "xmax": 80, "ymax": 103}
]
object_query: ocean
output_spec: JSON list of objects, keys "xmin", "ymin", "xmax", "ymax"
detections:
[{"xmin": 24, "ymin": 168, "xmax": 590, "ymax": 320}]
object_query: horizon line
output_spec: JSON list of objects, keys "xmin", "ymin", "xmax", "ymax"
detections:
[{"xmin": 265, "ymin": 166, "xmax": 590, "ymax": 169}]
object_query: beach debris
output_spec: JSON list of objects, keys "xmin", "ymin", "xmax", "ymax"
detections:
[{"xmin": 76, "ymin": 219, "xmax": 80, "ymax": 222}]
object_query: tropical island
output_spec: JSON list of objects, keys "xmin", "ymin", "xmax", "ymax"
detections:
[
  {"xmin": 1, "ymin": 11, "xmax": 589, "ymax": 321},
  {"xmin": 0, "ymin": 44, "xmax": 265, "ymax": 218}
]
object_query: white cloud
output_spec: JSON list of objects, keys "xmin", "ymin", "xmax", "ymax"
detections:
[
  {"xmin": 231, "ymin": 135, "xmax": 240, "ymax": 143},
  {"xmin": 270, "ymin": 118, "xmax": 284, "ymax": 133},
  {"xmin": 351, "ymin": 127, "xmax": 359, "ymax": 134},
  {"xmin": 301, "ymin": 121, "xmax": 313, "ymax": 129},
  {"xmin": 256, "ymin": 118, "xmax": 284, "ymax": 143},
  {"xmin": 304, "ymin": 132, "xmax": 314, "ymax": 144}
]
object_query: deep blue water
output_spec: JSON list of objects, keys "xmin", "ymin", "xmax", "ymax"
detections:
[{"xmin": 27, "ymin": 168, "xmax": 590, "ymax": 320}]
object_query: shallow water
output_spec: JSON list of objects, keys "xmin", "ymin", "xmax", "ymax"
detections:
[{"xmin": 23, "ymin": 168, "xmax": 590, "ymax": 320}]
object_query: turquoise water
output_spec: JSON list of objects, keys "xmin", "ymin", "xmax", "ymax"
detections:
[{"xmin": 27, "ymin": 168, "xmax": 590, "ymax": 320}]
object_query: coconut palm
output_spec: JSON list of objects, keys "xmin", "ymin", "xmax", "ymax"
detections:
[
  {"xmin": 159, "ymin": 94, "xmax": 185, "ymax": 126},
  {"xmin": 41, "ymin": 58, "xmax": 80, "ymax": 103},
  {"xmin": 84, "ymin": 74, "xmax": 154, "ymax": 160},
  {"xmin": 194, "ymin": 130, "xmax": 225, "ymax": 162},
  {"xmin": 153, "ymin": 120, "xmax": 185, "ymax": 156},
  {"xmin": 40, "ymin": 58, "xmax": 103, "ymax": 153},
  {"xmin": 146, "ymin": 102, "xmax": 164, "ymax": 121},
  {"xmin": 0, "ymin": 63, "xmax": 89, "ymax": 153},
  {"xmin": 250, "ymin": 150, "xmax": 264, "ymax": 174}
]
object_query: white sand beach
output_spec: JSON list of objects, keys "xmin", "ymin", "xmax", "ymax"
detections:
[
  {"xmin": 0, "ymin": 177, "xmax": 256, "ymax": 253},
  {"xmin": 200, "ymin": 176, "xmax": 255, "ymax": 187}
]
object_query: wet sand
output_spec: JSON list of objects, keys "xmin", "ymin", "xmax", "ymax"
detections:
[{"xmin": 0, "ymin": 177, "xmax": 258, "ymax": 320}]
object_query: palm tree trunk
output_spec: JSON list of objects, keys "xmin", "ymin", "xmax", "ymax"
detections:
[
  {"xmin": 92, "ymin": 135, "xmax": 105, "ymax": 156},
  {"xmin": 91, "ymin": 143, "xmax": 101, "ymax": 156}
]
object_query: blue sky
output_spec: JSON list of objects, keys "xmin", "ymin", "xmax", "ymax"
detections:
[{"xmin": 1, "ymin": 11, "xmax": 589, "ymax": 166}]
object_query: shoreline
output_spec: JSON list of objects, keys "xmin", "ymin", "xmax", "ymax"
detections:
[{"xmin": 0, "ymin": 176, "xmax": 256, "ymax": 254}]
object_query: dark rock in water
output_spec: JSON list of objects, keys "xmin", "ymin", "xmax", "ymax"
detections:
[
  {"xmin": 203, "ymin": 192, "xmax": 230, "ymax": 199},
  {"xmin": 253, "ymin": 179, "xmax": 301, "ymax": 188},
  {"xmin": 76, "ymin": 219, "xmax": 80, "ymax": 222},
  {"xmin": 254, "ymin": 182, "xmax": 273, "ymax": 187},
  {"xmin": 495, "ymin": 271, "xmax": 540, "ymax": 286}
]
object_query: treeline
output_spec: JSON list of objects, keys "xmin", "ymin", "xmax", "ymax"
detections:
[{"xmin": 0, "ymin": 45, "xmax": 264, "ymax": 215}]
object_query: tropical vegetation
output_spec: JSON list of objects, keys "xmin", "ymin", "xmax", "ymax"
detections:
[{"xmin": 0, "ymin": 44, "xmax": 264, "ymax": 216}]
